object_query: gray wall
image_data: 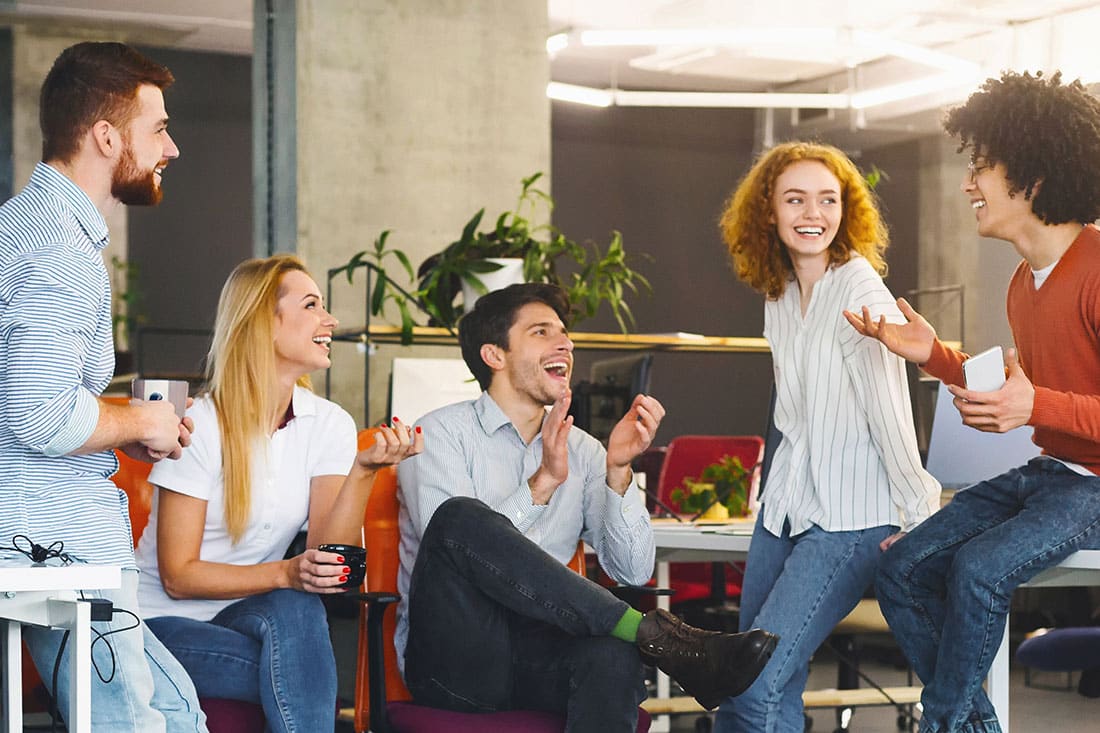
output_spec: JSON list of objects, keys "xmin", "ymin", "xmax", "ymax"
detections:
[
  {"xmin": 552, "ymin": 102, "xmax": 926, "ymax": 443},
  {"xmin": 128, "ymin": 47, "xmax": 252, "ymax": 377}
]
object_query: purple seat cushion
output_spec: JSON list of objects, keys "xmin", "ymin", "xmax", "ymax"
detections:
[
  {"xmin": 199, "ymin": 697, "xmax": 265, "ymax": 733},
  {"xmin": 387, "ymin": 701, "xmax": 651, "ymax": 732}
]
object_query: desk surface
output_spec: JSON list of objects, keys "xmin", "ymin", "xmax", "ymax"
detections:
[{"xmin": 0, "ymin": 564, "xmax": 121, "ymax": 593}]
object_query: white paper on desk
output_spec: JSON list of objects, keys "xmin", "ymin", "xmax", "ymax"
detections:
[{"xmin": 390, "ymin": 358, "xmax": 481, "ymax": 424}]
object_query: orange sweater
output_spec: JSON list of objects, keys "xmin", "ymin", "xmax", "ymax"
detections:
[{"xmin": 924, "ymin": 224, "xmax": 1100, "ymax": 474}]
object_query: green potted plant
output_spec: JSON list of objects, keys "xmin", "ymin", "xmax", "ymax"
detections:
[
  {"xmin": 332, "ymin": 172, "xmax": 652, "ymax": 344},
  {"xmin": 670, "ymin": 455, "xmax": 753, "ymax": 521}
]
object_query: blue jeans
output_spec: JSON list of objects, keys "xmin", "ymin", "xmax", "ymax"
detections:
[
  {"xmin": 146, "ymin": 589, "xmax": 335, "ymax": 733},
  {"xmin": 404, "ymin": 497, "xmax": 645, "ymax": 733},
  {"xmin": 23, "ymin": 569, "xmax": 207, "ymax": 733},
  {"xmin": 714, "ymin": 515, "xmax": 892, "ymax": 733},
  {"xmin": 877, "ymin": 458, "xmax": 1100, "ymax": 733}
]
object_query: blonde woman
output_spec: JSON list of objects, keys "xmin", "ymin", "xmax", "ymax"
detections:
[
  {"xmin": 714, "ymin": 142, "xmax": 939, "ymax": 732},
  {"xmin": 134, "ymin": 255, "xmax": 422, "ymax": 732}
]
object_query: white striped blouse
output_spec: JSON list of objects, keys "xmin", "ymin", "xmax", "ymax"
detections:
[
  {"xmin": 0, "ymin": 163, "xmax": 130, "ymax": 567},
  {"xmin": 762, "ymin": 256, "xmax": 940, "ymax": 536}
]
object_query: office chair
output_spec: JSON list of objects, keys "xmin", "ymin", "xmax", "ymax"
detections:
[
  {"xmin": 653, "ymin": 435, "xmax": 765, "ymax": 628},
  {"xmin": 351, "ymin": 428, "xmax": 652, "ymax": 733}
]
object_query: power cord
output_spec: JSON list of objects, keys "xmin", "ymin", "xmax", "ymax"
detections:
[
  {"xmin": 1, "ymin": 534, "xmax": 73, "ymax": 565},
  {"xmin": 47, "ymin": 597, "xmax": 140, "ymax": 733}
]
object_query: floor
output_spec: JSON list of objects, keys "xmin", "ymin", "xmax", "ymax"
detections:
[
  {"xmin": 664, "ymin": 643, "xmax": 1099, "ymax": 733},
  {"xmin": 19, "ymin": 616, "xmax": 1098, "ymax": 731}
]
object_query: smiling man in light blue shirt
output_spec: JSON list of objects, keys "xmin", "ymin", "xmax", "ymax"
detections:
[{"xmin": 396, "ymin": 282, "xmax": 778, "ymax": 730}]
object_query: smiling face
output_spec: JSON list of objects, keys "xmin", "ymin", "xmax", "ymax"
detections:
[
  {"xmin": 960, "ymin": 153, "xmax": 1036, "ymax": 241},
  {"xmin": 771, "ymin": 159, "xmax": 843, "ymax": 270},
  {"xmin": 489, "ymin": 302, "xmax": 574, "ymax": 408},
  {"xmin": 272, "ymin": 270, "xmax": 338, "ymax": 380},
  {"xmin": 110, "ymin": 84, "xmax": 179, "ymax": 206}
]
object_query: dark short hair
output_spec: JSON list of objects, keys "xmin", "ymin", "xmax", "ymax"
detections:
[
  {"xmin": 40, "ymin": 42, "xmax": 174, "ymax": 163},
  {"xmin": 944, "ymin": 70, "xmax": 1100, "ymax": 225},
  {"xmin": 458, "ymin": 283, "xmax": 571, "ymax": 391}
]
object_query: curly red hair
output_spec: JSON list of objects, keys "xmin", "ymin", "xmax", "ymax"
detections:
[{"xmin": 719, "ymin": 141, "xmax": 888, "ymax": 299}]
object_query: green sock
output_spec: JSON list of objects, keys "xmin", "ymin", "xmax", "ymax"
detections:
[{"xmin": 610, "ymin": 608, "xmax": 644, "ymax": 642}]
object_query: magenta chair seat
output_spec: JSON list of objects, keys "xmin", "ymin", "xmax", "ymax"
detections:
[
  {"xmin": 387, "ymin": 701, "xmax": 651, "ymax": 732},
  {"xmin": 199, "ymin": 697, "xmax": 265, "ymax": 733}
]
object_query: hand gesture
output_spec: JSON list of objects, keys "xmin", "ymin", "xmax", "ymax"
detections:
[
  {"xmin": 843, "ymin": 297, "xmax": 937, "ymax": 365},
  {"xmin": 356, "ymin": 417, "xmax": 423, "ymax": 471},
  {"xmin": 605, "ymin": 394, "xmax": 665, "ymax": 494},
  {"xmin": 947, "ymin": 348, "xmax": 1034, "ymax": 433},
  {"xmin": 529, "ymin": 390, "xmax": 573, "ymax": 505}
]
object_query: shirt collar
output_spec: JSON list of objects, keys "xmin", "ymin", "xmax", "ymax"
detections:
[
  {"xmin": 473, "ymin": 391, "xmax": 551, "ymax": 445},
  {"xmin": 29, "ymin": 162, "xmax": 110, "ymax": 249}
]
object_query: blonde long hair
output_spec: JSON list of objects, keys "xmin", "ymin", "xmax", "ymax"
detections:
[
  {"xmin": 720, "ymin": 141, "xmax": 889, "ymax": 300},
  {"xmin": 206, "ymin": 255, "xmax": 313, "ymax": 542}
]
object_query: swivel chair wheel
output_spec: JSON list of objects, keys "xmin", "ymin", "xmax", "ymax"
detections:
[
  {"xmin": 694, "ymin": 715, "xmax": 713, "ymax": 733},
  {"xmin": 804, "ymin": 712, "xmax": 813, "ymax": 731}
]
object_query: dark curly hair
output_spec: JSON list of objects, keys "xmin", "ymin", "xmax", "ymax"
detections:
[
  {"xmin": 944, "ymin": 70, "xmax": 1100, "ymax": 225},
  {"xmin": 719, "ymin": 141, "xmax": 888, "ymax": 300}
]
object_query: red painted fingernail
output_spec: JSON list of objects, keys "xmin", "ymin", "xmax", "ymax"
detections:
[
  {"xmin": 379, "ymin": 422, "xmax": 388, "ymax": 428},
  {"xmin": 392, "ymin": 416, "xmax": 399, "ymax": 422},
  {"xmin": 339, "ymin": 575, "xmax": 348, "ymax": 583},
  {"xmin": 337, "ymin": 556, "xmax": 344, "ymax": 563},
  {"xmin": 415, "ymin": 426, "xmax": 422, "ymax": 434},
  {"xmin": 342, "ymin": 567, "xmax": 350, "ymax": 574}
]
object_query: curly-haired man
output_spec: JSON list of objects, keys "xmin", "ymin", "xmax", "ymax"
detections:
[{"xmin": 844, "ymin": 70, "xmax": 1100, "ymax": 733}]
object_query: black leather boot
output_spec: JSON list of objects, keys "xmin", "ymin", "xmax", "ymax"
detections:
[{"xmin": 636, "ymin": 608, "xmax": 779, "ymax": 710}]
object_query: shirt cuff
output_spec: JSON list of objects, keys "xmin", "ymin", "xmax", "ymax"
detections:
[
  {"xmin": 43, "ymin": 388, "xmax": 99, "ymax": 457},
  {"xmin": 605, "ymin": 480, "xmax": 646, "ymax": 525},
  {"xmin": 500, "ymin": 484, "xmax": 546, "ymax": 533}
]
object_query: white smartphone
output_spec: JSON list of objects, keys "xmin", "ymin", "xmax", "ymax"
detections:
[
  {"xmin": 131, "ymin": 378, "xmax": 189, "ymax": 419},
  {"xmin": 962, "ymin": 346, "xmax": 1006, "ymax": 392}
]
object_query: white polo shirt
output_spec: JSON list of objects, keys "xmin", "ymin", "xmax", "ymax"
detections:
[{"xmin": 134, "ymin": 387, "xmax": 357, "ymax": 621}]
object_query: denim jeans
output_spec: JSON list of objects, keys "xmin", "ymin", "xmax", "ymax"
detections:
[
  {"xmin": 713, "ymin": 515, "xmax": 892, "ymax": 733},
  {"xmin": 403, "ymin": 497, "xmax": 645, "ymax": 732},
  {"xmin": 877, "ymin": 458, "xmax": 1100, "ymax": 733},
  {"xmin": 22, "ymin": 569, "xmax": 207, "ymax": 733},
  {"xmin": 146, "ymin": 589, "xmax": 335, "ymax": 733}
]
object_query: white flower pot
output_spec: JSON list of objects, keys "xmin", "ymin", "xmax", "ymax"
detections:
[{"xmin": 460, "ymin": 257, "xmax": 525, "ymax": 309}]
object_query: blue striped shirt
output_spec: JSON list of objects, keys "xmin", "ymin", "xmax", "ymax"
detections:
[
  {"xmin": 0, "ymin": 163, "xmax": 131, "ymax": 568},
  {"xmin": 394, "ymin": 392, "xmax": 655, "ymax": 663}
]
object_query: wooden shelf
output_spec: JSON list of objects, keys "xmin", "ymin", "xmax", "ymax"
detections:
[
  {"xmin": 334, "ymin": 325, "xmax": 962, "ymax": 355},
  {"xmin": 333, "ymin": 325, "xmax": 773, "ymax": 353}
]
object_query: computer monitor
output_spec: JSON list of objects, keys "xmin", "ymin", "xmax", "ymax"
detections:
[{"xmin": 569, "ymin": 353, "xmax": 654, "ymax": 443}]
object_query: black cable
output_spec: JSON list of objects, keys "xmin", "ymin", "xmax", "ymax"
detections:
[
  {"xmin": 49, "ymin": 630, "xmax": 68, "ymax": 733},
  {"xmin": 1, "ymin": 534, "xmax": 72, "ymax": 565}
]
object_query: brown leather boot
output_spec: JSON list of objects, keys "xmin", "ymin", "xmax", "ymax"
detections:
[{"xmin": 636, "ymin": 608, "xmax": 778, "ymax": 710}]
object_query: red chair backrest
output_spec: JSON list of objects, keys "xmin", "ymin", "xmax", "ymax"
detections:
[{"xmin": 656, "ymin": 435, "xmax": 764, "ymax": 514}]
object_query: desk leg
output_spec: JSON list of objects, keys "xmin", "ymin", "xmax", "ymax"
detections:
[
  {"xmin": 652, "ymin": 561, "xmax": 671, "ymax": 733},
  {"xmin": 46, "ymin": 600, "xmax": 90, "ymax": 733},
  {"xmin": 989, "ymin": 623, "xmax": 1010, "ymax": 732},
  {"xmin": 2, "ymin": 620, "xmax": 22, "ymax": 733}
]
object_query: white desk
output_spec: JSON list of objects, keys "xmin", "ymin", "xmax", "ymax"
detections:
[
  {"xmin": 0, "ymin": 564, "xmax": 122, "ymax": 733},
  {"xmin": 652, "ymin": 525, "xmax": 1100, "ymax": 732}
]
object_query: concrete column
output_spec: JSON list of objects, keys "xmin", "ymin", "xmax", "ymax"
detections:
[{"xmin": 289, "ymin": 0, "xmax": 550, "ymax": 425}]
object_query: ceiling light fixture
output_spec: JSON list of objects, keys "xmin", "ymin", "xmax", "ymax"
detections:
[{"xmin": 546, "ymin": 82, "xmax": 613, "ymax": 107}]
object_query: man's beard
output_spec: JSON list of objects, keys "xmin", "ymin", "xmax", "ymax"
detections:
[{"xmin": 111, "ymin": 142, "xmax": 162, "ymax": 206}]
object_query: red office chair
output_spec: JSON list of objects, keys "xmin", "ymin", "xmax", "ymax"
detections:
[
  {"xmin": 655, "ymin": 435, "xmax": 764, "ymax": 625},
  {"xmin": 352, "ymin": 428, "xmax": 652, "ymax": 733}
]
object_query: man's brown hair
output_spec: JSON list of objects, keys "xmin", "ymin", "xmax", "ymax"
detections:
[{"xmin": 40, "ymin": 42, "xmax": 174, "ymax": 163}]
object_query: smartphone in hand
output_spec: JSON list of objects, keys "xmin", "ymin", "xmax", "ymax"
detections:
[{"xmin": 962, "ymin": 346, "xmax": 1006, "ymax": 392}]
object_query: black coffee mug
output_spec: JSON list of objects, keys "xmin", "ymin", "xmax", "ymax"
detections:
[{"xmin": 317, "ymin": 543, "xmax": 367, "ymax": 589}]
